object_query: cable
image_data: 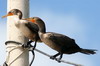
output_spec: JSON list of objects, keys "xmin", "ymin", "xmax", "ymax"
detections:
[
  {"xmin": 4, "ymin": 41, "xmax": 83, "ymax": 66},
  {"xmin": 28, "ymin": 41, "xmax": 36, "ymax": 66},
  {"xmin": 3, "ymin": 62, "xmax": 8, "ymax": 66},
  {"xmin": 5, "ymin": 41, "xmax": 22, "ymax": 45},
  {"xmin": 30, "ymin": 46, "xmax": 83, "ymax": 66},
  {"xmin": 4, "ymin": 41, "xmax": 35, "ymax": 66},
  {"xmin": 29, "ymin": 50, "xmax": 35, "ymax": 66}
]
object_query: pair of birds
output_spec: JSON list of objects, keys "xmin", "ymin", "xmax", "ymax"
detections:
[{"xmin": 2, "ymin": 9, "xmax": 96, "ymax": 62}]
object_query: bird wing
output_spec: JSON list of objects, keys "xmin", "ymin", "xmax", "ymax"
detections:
[
  {"xmin": 25, "ymin": 22, "xmax": 39, "ymax": 33},
  {"xmin": 48, "ymin": 32, "xmax": 79, "ymax": 48}
]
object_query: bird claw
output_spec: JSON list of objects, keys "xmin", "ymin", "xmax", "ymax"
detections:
[
  {"xmin": 55, "ymin": 58, "xmax": 61, "ymax": 63},
  {"xmin": 50, "ymin": 56, "xmax": 61, "ymax": 63},
  {"xmin": 22, "ymin": 41, "xmax": 32, "ymax": 48},
  {"xmin": 22, "ymin": 43, "xmax": 29, "ymax": 48},
  {"xmin": 50, "ymin": 56, "xmax": 55, "ymax": 60}
]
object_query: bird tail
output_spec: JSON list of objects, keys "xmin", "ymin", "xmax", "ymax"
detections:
[{"xmin": 80, "ymin": 48, "xmax": 97, "ymax": 55}]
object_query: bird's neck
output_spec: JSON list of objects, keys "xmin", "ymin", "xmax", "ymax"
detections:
[
  {"xmin": 13, "ymin": 15, "xmax": 20, "ymax": 21},
  {"xmin": 38, "ymin": 23, "xmax": 46, "ymax": 39},
  {"xmin": 12, "ymin": 15, "xmax": 22, "ymax": 27},
  {"xmin": 37, "ymin": 21, "xmax": 46, "ymax": 34}
]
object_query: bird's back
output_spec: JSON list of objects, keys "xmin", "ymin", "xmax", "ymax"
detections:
[{"xmin": 42, "ymin": 32, "xmax": 81, "ymax": 54}]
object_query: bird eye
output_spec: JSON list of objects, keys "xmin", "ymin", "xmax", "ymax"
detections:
[
  {"xmin": 8, "ymin": 11, "xmax": 12, "ymax": 14},
  {"xmin": 11, "ymin": 10, "xmax": 17, "ymax": 15}
]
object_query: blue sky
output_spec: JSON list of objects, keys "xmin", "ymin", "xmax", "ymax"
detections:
[{"xmin": 0, "ymin": 0, "xmax": 100, "ymax": 66}]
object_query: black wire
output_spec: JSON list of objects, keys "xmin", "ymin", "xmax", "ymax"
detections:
[
  {"xmin": 4, "ymin": 40, "xmax": 36, "ymax": 66},
  {"xmin": 4, "ymin": 41, "xmax": 82, "ymax": 66},
  {"xmin": 29, "ymin": 40, "xmax": 37, "ymax": 66},
  {"xmin": 3, "ymin": 41, "xmax": 22, "ymax": 66},
  {"xmin": 3, "ymin": 62, "xmax": 8, "ymax": 66},
  {"xmin": 29, "ymin": 50, "xmax": 35, "ymax": 66},
  {"xmin": 5, "ymin": 41, "xmax": 22, "ymax": 45}
]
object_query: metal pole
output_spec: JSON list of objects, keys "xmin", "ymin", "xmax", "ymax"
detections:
[{"xmin": 6, "ymin": 0, "xmax": 29, "ymax": 66}]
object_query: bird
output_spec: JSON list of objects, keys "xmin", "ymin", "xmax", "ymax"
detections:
[
  {"xmin": 24, "ymin": 17, "xmax": 97, "ymax": 62},
  {"xmin": 2, "ymin": 9, "xmax": 42, "ymax": 47},
  {"xmin": 2, "ymin": 9, "xmax": 42, "ymax": 66}
]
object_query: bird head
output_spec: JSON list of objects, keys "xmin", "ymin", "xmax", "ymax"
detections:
[
  {"xmin": 23, "ymin": 17, "xmax": 43, "ymax": 24},
  {"xmin": 2, "ymin": 9, "xmax": 22, "ymax": 19},
  {"xmin": 24, "ymin": 17, "xmax": 46, "ymax": 32}
]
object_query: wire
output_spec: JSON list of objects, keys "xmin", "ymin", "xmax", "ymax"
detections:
[
  {"xmin": 4, "ymin": 41, "xmax": 35, "ymax": 66},
  {"xmin": 5, "ymin": 41, "xmax": 22, "ymax": 45},
  {"xmin": 29, "ymin": 50, "xmax": 35, "ymax": 66},
  {"xmin": 4, "ymin": 41, "xmax": 83, "ymax": 66},
  {"xmin": 29, "ymin": 40, "xmax": 37, "ymax": 66},
  {"xmin": 6, "ymin": 45, "xmax": 26, "ymax": 66},
  {"xmin": 30, "ymin": 46, "xmax": 83, "ymax": 66}
]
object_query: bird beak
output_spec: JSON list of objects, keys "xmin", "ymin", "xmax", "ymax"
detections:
[
  {"xmin": 24, "ymin": 18, "xmax": 35, "ymax": 23},
  {"xmin": 2, "ymin": 12, "xmax": 14, "ymax": 18}
]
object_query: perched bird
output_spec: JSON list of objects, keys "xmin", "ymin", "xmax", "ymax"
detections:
[
  {"xmin": 25, "ymin": 17, "xmax": 97, "ymax": 62},
  {"xmin": 2, "ymin": 9, "xmax": 42, "ymax": 66},
  {"xmin": 2, "ymin": 9, "xmax": 42, "ymax": 47}
]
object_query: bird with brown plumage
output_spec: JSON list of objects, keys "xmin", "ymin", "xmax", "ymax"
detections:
[{"xmin": 25, "ymin": 17, "xmax": 97, "ymax": 62}]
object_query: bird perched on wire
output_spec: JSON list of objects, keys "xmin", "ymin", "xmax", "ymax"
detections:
[
  {"xmin": 2, "ymin": 9, "xmax": 42, "ymax": 47},
  {"xmin": 24, "ymin": 17, "xmax": 97, "ymax": 62},
  {"xmin": 2, "ymin": 9, "xmax": 42, "ymax": 66}
]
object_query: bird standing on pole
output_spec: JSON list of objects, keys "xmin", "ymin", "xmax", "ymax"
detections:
[
  {"xmin": 24, "ymin": 17, "xmax": 97, "ymax": 62},
  {"xmin": 2, "ymin": 9, "xmax": 42, "ymax": 47}
]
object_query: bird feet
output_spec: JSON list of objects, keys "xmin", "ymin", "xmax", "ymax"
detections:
[
  {"xmin": 22, "ymin": 40, "xmax": 33, "ymax": 48},
  {"xmin": 22, "ymin": 43, "xmax": 30, "ymax": 48},
  {"xmin": 55, "ymin": 58, "xmax": 61, "ymax": 63},
  {"xmin": 50, "ymin": 56, "xmax": 61, "ymax": 63},
  {"xmin": 50, "ymin": 53, "xmax": 62, "ymax": 63},
  {"xmin": 50, "ymin": 56, "xmax": 56, "ymax": 60}
]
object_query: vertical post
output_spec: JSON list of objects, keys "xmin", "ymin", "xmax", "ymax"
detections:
[{"xmin": 6, "ymin": 0, "xmax": 29, "ymax": 66}]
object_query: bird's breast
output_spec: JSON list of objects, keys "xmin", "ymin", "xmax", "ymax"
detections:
[
  {"xmin": 40, "ymin": 34, "xmax": 62, "ymax": 52},
  {"xmin": 16, "ymin": 23, "xmax": 35, "ymax": 40}
]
